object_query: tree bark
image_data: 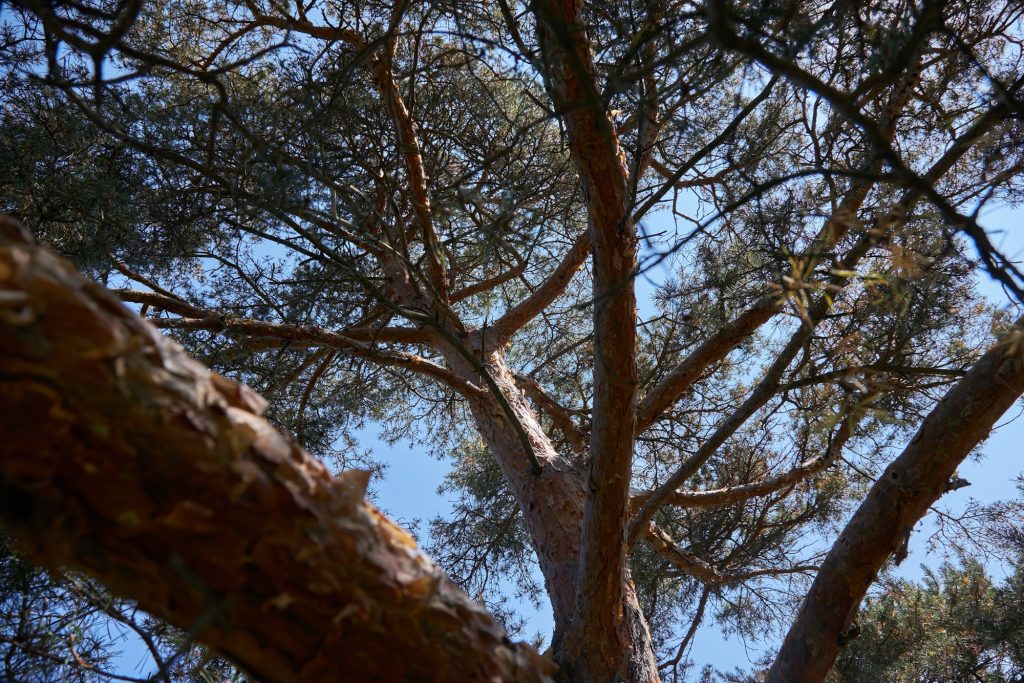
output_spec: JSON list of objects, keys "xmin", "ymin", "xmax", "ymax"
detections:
[
  {"xmin": 451, "ymin": 347, "xmax": 659, "ymax": 683},
  {"xmin": 767, "ymin": 317, "xmax": 1024, "ymax": 683},
  {"xmin": 532, "ymin": 1, "xmax": 656, "ymax": 679},
  {"xmin": 458, "ymin": 349, "xmax": 588, "ymax": 630},
  {"xmin": 0, "ymin": 219, "xmax": 554, "ymax": 683}
]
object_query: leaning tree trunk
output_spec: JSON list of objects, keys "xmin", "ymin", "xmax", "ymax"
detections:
[
  {"xmin": 767, "ymin": 316, "xmax": 1024, "ymax": 683},
  {"xmin": 0, "ymin": 218, "xmax": 555, "ymax": 683}
]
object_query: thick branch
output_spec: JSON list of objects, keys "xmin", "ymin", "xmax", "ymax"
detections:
[
  {"xmin": 114, "ymin": 288, "xmax": 211, "ymax": 319},
  {"xmin": 451, "ymin": 260, "xmax": 528, "ymax": 304},
  {"xmin": 248, "ymin": 11, "xmax": 364, "ymax": 46},
  {"xmin": 767, "ymin": 319, "xmax": 1024, "ymax": 683},
  {"xmin": 533, "ymin": 0, "xmax": 649, "ymax": 678},
  {"xmin": 372, "ymin": 50, "xmax": 448, "ymax": 301},
  {"xmin": 251, "ymin": 10, "xmax": 448, "ymax": 300},
  {"xmin": 634, "ymin": 40, "xmax": 952, "ymax": 434},
  {"xmin": 632, "ymin": 100, "xmax": 1000, "ymax": 521},
  {"xmin": 489, "ymin": 73, "xmax": 773, "ymax": 345},
  {"xmin": 491, "ymin": 230, "xmax": 590, "ymax": 343},
  {"xmin": 0, "ymin": 220, "xmax": 552, "ymax": 683},
  {"xmin": 116, "ymin": 289, "xmax": 431, "ymax": 346},
  {"xmin": 636, "ymin": 299, "xmax": 777, "ymax": 432},
  {"xmin": 635, "ymin": 166, "xmax": 877, "ymax": 434},
  {"xmin": 644, "ymin": 524, "xmax": 724, "ymax": 584},
  {"xmin": 112, "ymin": 261, "xmax": 184, "ymax": 301}
]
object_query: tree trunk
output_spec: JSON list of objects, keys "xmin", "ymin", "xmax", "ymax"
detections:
[
  {"xmin": 458, "ymin": 349, "xmax": 587, "ymax": 630},
  {"xmin": 0, "ymin": 219, "xmax": 555, "ymax": 683},
  {"xmin": 453, "ymin": 347, "xmax": 660, "ymax": 682},
  {"xmin": 528, "ymin": 1, "xmax": 654, "ymax": 677}
]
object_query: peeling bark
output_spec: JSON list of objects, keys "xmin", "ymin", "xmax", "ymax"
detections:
[{"xmin": 0, "ymin": 220, "xmax": 554, "ymax": 683}]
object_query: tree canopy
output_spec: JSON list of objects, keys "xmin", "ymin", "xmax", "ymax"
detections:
[
  {"xmin": 1, "ymin": 0, "xmax": 1024, "ymax": 681},
  {"xmin": 831, "ymin": 558, "xmax": 1024, "ymax": 683}
]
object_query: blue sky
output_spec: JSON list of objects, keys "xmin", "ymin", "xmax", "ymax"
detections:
[
  {"xmin": 368, "ymin": 200, "xmax": 1024, "ymax": 674},
  {"xmin": 105, "ymin": 212, "xmax": 1024, "ymax": 678}
]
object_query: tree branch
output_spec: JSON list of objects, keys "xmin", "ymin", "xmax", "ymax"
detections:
[
  {"xmin": 514, "ymin": 372, "xmax": 589, "ymax": 453},
  {"xmin": 767, "ymin": 318, "xmax": 1024, "ymax": 683},
  {"xmin": 114, "ymin": 289, "xmax": 431, "ymax": 346},
  {"xmin": 635, "ymin": 92, "xmax": 1005, "ymax": 435},
  {"xmin": 632, "ymin": 415, "xmax": 852, "ymax": 511},
  {"xmin": 451, "ymin": 260, "xmax": 528, "ymax": 304},
  {"xmin": 630, "ymin": 226, "xmax": 882, "ymax": 544},
  {"xmin": 0, "ymin": 220, "xmax": 554, "ymax": 683},
  {"xmin": 491, "ymin": 230, "xmax": 590, "ymax": 344},
  {"xmin": 153, "ymin": 314, "xmax": 483, "ymax": 399},
  {"xmin": 373, "ymin": 39, "xmax": 449, "ymax": 301},
  {"xmin": 636, "ymin": 298, "xmax": 778, "ymax": 433},
  {"xmin": 643, "ymin": 524, "xmax": 818, "ymax": 586},
  {"xmin": 113, "ymin": 289, "xmax": 211, "ymax": 320},
  {"xmin": 251, "ymin": 9, "xmax": 448, "ymax": 301}
]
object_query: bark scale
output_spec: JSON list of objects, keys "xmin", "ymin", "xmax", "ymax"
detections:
[{"xmin": 0, "ymin": 220, "xmax": 554, "ymax": 683}]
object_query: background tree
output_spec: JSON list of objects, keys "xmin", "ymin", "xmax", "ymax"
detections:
[
  {"xmin": 1, "ymin": 0, "xmax": 1024, "ymax": 681},
  {"xmin": 830, "ymin": 558, "xmax": 1024, "ymax": 683}
]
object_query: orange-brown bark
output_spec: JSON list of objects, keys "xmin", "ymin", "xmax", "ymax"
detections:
[
  {"xmin": 533, "ymin": 1, "xmax": 656, "ymax": 680},
  {"xmin": 0, "ymin": 219, "xmax": 553, "ymax": 683},
  {"xmin": 767, "ymin": 318, "xmax": 1024, "ymax": 683}
]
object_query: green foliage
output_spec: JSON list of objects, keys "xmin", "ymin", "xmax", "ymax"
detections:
[
  {"xmin": 831, "ymin": 559, "xmax": 1024, "ymax": 682},
  {"xmin": 1, "ymin": 0, "xmax": 1023, "ymax": 679},
  {"xmin": 0, "ymin": 536, "xmax": 251, "ymax": 682},
  {"xmin": 427, "ymin": 440, "xmax": 545, "ymax": 637}
]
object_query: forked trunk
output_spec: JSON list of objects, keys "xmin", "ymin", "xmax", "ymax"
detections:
[{"xmin": 451, "ymin": 347, "xmax": 660, "ymax": 682}]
